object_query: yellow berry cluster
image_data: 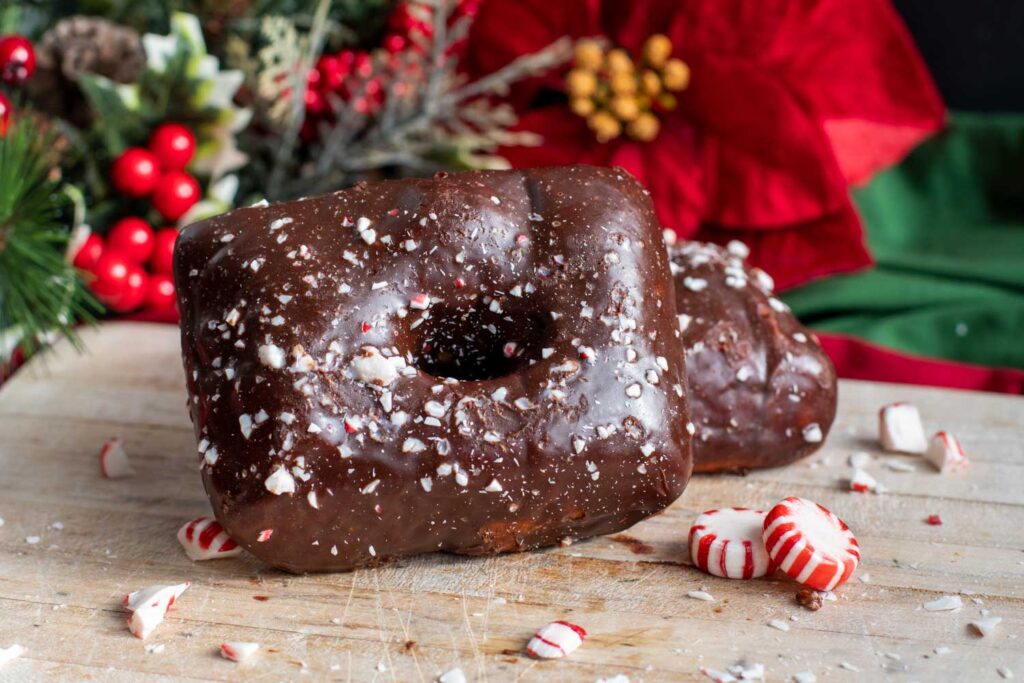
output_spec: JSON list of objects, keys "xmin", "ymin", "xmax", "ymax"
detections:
[{"xmin": 566, "ymin": 34, "xmax": 690, "ymax": 143}]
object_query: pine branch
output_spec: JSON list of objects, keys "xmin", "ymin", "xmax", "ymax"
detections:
[
  {"xmin": 0, "ymin": 113, "xmax": 97, "ymax": 361},
  {"xmin": 277, "ymin": 0, "xmax": 571, "ymax": 198}
]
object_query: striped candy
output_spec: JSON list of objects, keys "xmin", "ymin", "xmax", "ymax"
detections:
[
  {"xmin": 924, "ymin": 431, "xmax": 969, "ymax": 473},
  {"xmin": 525, "ymin": 621, "xmax": 586, "ymax": 659},
  {"xmin": 762, "ymin": 497, "xmax": 859, "ymax": 591},
  {"xmin": 689, "ymin": 508, "xmax": 772, "ymax": 579},
  {"xmin": 177, "ymin": 517, "xmax": 242, "ymax": 561},
  {"xmin": 99, "ymin": 438, "xmax": 135, "ymax": 479}
]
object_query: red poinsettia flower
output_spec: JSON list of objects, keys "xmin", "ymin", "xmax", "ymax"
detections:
[{"xmin": 466, "ymin": 0, "xmax": 945, "ymax": 290}]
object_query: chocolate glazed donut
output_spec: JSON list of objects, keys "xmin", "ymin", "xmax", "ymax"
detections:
[
  {"xmin": 666, "ymin": 239, "xmax": 837, "ymax": 473},
  {"xmin": 175, "ymin": 165, "xmax": 693, "ymax": 573}
]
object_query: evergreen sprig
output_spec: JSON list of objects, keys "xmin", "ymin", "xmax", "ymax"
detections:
[{"xmin": 0, "ymin": 114, "xmax": 96, "ymax": 360}]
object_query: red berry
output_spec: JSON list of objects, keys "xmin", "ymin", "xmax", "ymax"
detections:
[
  {"xmin": 384, "ymin": 34, "xmax": 407, "ymax": 53},
  {"xmin": 111, "ymin": 148, "xmax": 160, "ymax": 197},
  {"xmin": 149, "ymin": 123, "xmax": 196, "ymax": 171},
  {"xmin": 151, "ymin": 171, "xmax": 200, "ymax": 222},
  {"xmin": 72, "ymin": 233, "xmax": 104, "ymax": 270},
  {"xmin": 88, "ymin": 252, "xmax": 131, "ymax": 307},
  {"xmin": 306, "ymin": 67, "xmax": 321, "ymax": 89},
  {"xmin": 926, "ymin": 514, "xmax": 943, "ymax": 526},
  {"xmin": 150, "ymin": 227, "xmax": 178, "ymax": 275},
  {"xmin": 145, "ymin": 273, "xmax": 177, "ymax": 310},
  {"xmin": 304, "ymin": 87, "xmax": 326, "ymax": 115},
  {"xmin": 113, "ymin": 263, "xmax": 148, "ymax": 312},
  {"xmin": 0, "ymin": 92, "xmax": 10, "ymax": 137},
  {"xmin": 0, "ymin": 35, "xmax": 35, "ymax": 85},
  {"xmin": 316, "ymin": 55, "xmax": 347, "ymax": 90},
  {"xmin": 107, "ymin": 217, "xmax": 155, "ymax": 264}
]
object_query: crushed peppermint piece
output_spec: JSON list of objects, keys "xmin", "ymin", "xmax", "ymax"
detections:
[
  {"xmin": 0, "ymin": 644, "xmax": 25, "ymax": 669},
  {"xmin": 238, "ymin": 414, "xmax": 254, "ymax": 439},
  {"xmin": 99, "ymin": 438, "xmax": 135, "ymax": 479},
  {"xmin": 220, "ymin": 641, "xmax": 259, "ymax": 663},
  {"xmin": 123, "ymin": 583, "xmax": 190, "ymax": 640},
  {"xmin": 258, "ymin": 344, "xmax": 286, "ymax": 369},
  {"xmin": 688, "ymin": 590, "xmax": 716, "ymax": 602},
  {"xmin": 264, "ymin": 467, "xmax": 296, "ymax": 495},
  {"xmin": 525, "ymin": 621, "xmax": 586, "ymax": 659},
  {"xmin": 350, "ymin": 346, "xmax": 398, "ymax": 386},
  {"xmin": 684, "ymin": 277, "xmax": 708, "ymax": 292},
  {"xmin": 438, "ymin": 667, "xmax": 467, "ymax": 683},
  {"xmin": 802, "ymin": 423, "xmax": 823, "ymax": 443},
  {"xmin": 923, "ymin": 595, "xmax": 963, "ymax": 612},
  {"xmin": 969, "ymin": 616, "xmax": 1002, "ymax": 637},
  {"xmin": 402, "ymin": 438, "xmax": 427, "ymax": 453}
]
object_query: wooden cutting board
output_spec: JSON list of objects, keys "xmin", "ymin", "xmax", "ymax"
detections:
[{"xmin": 0, "ymin": 323, "xmax": 1021, "ymax": 682}]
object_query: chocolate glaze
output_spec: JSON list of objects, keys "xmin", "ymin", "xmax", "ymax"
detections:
[
  {"xmin": 175, "ymin": 165, "xmax": 693, "ymax": 573},
  {"xmin": 667, "ymin": 240, "xmax": 836, "ymax": 473}
]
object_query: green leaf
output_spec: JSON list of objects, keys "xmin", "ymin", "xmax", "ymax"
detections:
[{"xmin": 77, "ymin": 75, "xmax": 150, "ymax": 154}]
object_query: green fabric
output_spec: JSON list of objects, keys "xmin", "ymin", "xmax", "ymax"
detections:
[{"xmin": 783, "ymin": 112, "xmax": 1024, "ymax": 370}]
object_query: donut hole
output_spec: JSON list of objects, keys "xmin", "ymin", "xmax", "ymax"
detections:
[{"xmin": 415, "ymin": 305, "xmax": 552, "ymax": 382}]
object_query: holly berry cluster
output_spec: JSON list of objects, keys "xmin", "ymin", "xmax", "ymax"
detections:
[
  {"xmin": 73, "ymin": 217, "xmax": 178, "ymax": 315},
  {"xmin": 74, "ymin": 121, "xmax": 200, "ymax": 316},
  {"xmin": 0, "ymin": 33, "xmax": 37, "ymax": 135},
  {"xmin": 302, "ymin": 0, "xmax": 480, "ymax": 136},
  {"xmin": 111, "ymin": 123, "xmax": 201, "ymax": 222}
]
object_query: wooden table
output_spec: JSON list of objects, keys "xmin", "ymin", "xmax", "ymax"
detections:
[{"xmin": 0, "ymin": 323, "xmax": 1021, "ymax": 682}]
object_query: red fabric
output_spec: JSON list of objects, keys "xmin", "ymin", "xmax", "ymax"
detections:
[
  {"xmin": 818, "ymin": 333, "xmax": 1024, "ymax": 395},
  {"xmin": 466, "ymin": 0, "xmax": 945, "ymax": 290}
]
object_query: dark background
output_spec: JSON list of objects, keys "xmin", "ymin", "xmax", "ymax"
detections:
[{"xmin": 894, "ymin": 0, "xmax": 1024, "ymax": 111}]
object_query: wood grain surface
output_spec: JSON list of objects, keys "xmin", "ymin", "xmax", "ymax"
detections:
[{"xmin": 0, "ymin": 323, "xmax": 1021, "ymax": 682}]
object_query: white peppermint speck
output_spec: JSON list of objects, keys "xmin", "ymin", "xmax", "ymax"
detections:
[{"xmin": 258, "ymin": 344, "xmax": 285, "ymax": 369}]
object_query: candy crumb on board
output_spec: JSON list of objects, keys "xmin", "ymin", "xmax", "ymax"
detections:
[
  {"xmin": 700, "ymin": 662, "xmax": 765, "ymax": 682},
  {"xmin": 922, "ymin": 595, "xmax": 963, "ymax": 612},
  {"xmin": 220, "ymin": 642, "xmax": 259, "ymax": 663},
  {"xmin": 878, "ymin": 402, "xmax": 928, "ymax": 453},
  {"xmin": 688, "ymin": 590, "xmax": 716, "ymax": 602},
  {"xmin": 177, "ymin": 517, "xmax": 243, "ymax": 561},
  {"xmin": 99, "ymin": 438, "xmax": 135, "ymax": 479},
  {"xmin": 525, "ymin": 621, "xmax": 586, "ymax": 659},
  {"xmin": 763, "ymin": 497, "xmax": 860, "ymax": 591},
  {"xmin": 123, "ymin": 582, "xmax": 190, "ymax": 639},
  {"xmin": 969, "ymin": 617, "xmax": 1002, "ymax": 637},
  {"xmin": 0, "ymin": 644, "xmax": 25, "ymax": 669},
  {"xmin": 924, "ymin": 431, "xmax": 969, "ymax": 473},
  {"xmin": 689, "ymin": 508, "xmax": 772, "ymax": 579},
  {"xmin": 437, "ymin": 667, "xmax": 467, "ymax": 683}
]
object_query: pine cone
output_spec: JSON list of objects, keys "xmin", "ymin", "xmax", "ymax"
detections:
[{"xmin": 24, "ymin": 16, "xmax": 146, "ymax": 126}]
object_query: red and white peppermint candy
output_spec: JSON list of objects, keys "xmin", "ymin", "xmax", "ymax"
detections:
[
  {"xmin": 924, "ymin": 431, "xmax": 968, "ymax": 473},
  {"xmin": 878, "ymin": 402, "xmax": 927, "ymax": 454},
  {"xmin": 99, "ymin": 438, "xmax": 135, "ymax": 479},
  {"xmin": 763, "ymin": 497, "xmax": 860, "ymax": 591},
  {"xmin": 220, "ymin": 641, "xmax": 259, "ymax": 663},
  {"xmin": 688, "ymin": 508, "xmax": 772, "ymax": 579},
  {"xmin": 177, "ymin": 517, "xmax": 242, "ymax": 561},
  {"xmin": 123, "ymin": 582, "xmax": 190, "ymax": 639},
  {"xmin": 525, "ymin": 621, "xmax": 586, "ymax": 659}
]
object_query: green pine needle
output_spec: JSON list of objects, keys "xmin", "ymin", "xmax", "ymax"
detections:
[{"xmin": 0, "ymin": 114, "xmax": 97, "ymax": 361}]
